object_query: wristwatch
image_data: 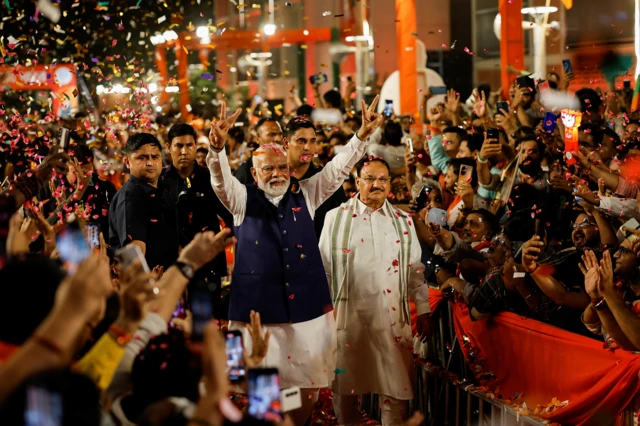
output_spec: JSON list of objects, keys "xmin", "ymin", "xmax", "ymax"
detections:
[{"xmin": 174, "ymin": 261, "xmax": 195, "ymax": 280}]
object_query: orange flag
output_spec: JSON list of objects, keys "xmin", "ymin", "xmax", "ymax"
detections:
[{"xmin": 560, "ymin": 0, "xmax": 573, "ymax": 9}]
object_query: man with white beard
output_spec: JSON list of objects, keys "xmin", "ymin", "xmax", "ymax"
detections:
[{"xmin": 206, "ymin": 99, "xmax": 383, "ymax": 425}]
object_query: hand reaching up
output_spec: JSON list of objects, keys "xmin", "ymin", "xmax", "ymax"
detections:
[
  {"xmin": 356, "ymin": 95, "xmax": 384, "ymax": 141},
  {"xmin": 209, "ymin": 102, "xmax": 242, "ymax": 151}
]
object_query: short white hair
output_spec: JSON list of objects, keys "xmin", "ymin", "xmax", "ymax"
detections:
[{"xmin": 252, "ymin": 143, "xmax": 288, "ymax": 169}]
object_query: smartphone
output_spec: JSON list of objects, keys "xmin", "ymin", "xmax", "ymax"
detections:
[
  {"xmin": 429, "ymin": 86, "xmax": 447, "ymax": 95},
  {"xmin": 115, "ymin": 244, "xmax": 150, "ymax": 274},
  {"xmin": 538, "ymin": 81, "xmax": 551, "ymax": 93},
  {"xmin": 534, "ymin": 218, "xmax": 544, "ymax": 239},
  {"xmin": 486, "ymin": 128, "xmax": 499, "ymax": 141},
  {"xmin": 618, "ymin": 218, "xmax": 640, "ymax": 242},
  {"xmin": 496, "ymin": 101, "xmax": 509, "ymax": 114},
  {"xmin": 309, "ymin": 73, "xmax": 328, "ymax": 85},
  {"xmin": 58, "ymin": 127, "xmax": 70, "ymax": 149},
  {"xmin": 253, "ymin": 94, "xmax": 263, "ymax": 104},
  {"xmin": 25, "ymin": 386, "xmax": 63, "ymax": 426},
  {"xmin": 86, "ymin": 223, "xmax": 100, "ymax": 251},
  {"xmin": 248, "ymin": 368, "xmax": 282, "ymax": 421},
  {"xmin": 516, "ymin": 75, "xmax": 535, "ymax": 90},
  {"xmin": 458, "ymin": 165, "xmax": 474, "ymax": 184},
  {"xmin": 383, "ymin": 100, "xmax": 394, "ymax": 118},
  {"xmin": 225, "ymin": 330, "xmax": 246, "ymax": 383},
  {"xmin": 189, "ymin": 280, "xmax": 215, "ymax": 342},
  {"xmin": 406, "ymin": 137, "xmax": 414, "ymax": 152},
  {"xmin": 427, "ymin": 208, "xmax": 448, "ymax": 227},
  {"xmin": 562, "ymin": 59, "xmax": 573, "ymax": 74},
  {"xmin": 543, "ymin": 111, "xmax": 558, "ymax": 133},
  {"xmin": 624, "ymin": 80, "xmax": 632, "ymax": 90},
  {"xmin": 412, "ymin": 184, "xmax": 432, "ymax": 210},
  {"xmin": 56, "ymin": 223, "xmax": 91, "ymax": 274}
]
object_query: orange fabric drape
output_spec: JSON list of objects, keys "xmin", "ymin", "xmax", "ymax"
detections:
[
  {"xmin": 499, "ymin": 0, "xmax": 524, "ymax": 101},
  {"xmin": 396, "ymin": 0, "xmax": 417, "ymax": 115},
  {"xmin": 449, "ymin": 302, "xmax": 640, "ymax": 425}
]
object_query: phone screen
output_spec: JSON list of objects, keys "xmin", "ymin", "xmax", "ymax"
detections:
[
  {"xmin": 225, "ymin": 331, "xmax": 246, "ymax": 382},
  {"xmin": 458, "ymin": 165, "xmax": 474, "ymax": 184},
  {"xmin": 189, "ymin": 283, "xmax": 213, "ymax": 342},
  {"xmin": 496, "ymin": 101, "xmax": 509, "ymax": 114},
  {"xmin": 383, "ymin": 100, "xmax": 393, "ymax": 117},
  {"xmin": 56, "ymin": 225, "xmax": 91, "ymax": 274},
  {"xmin": 427, "ymin": 208, "xmax": 448, "ymax": 227},
  {"xmin": 25, "ymin": 387, "xmax": 62, "ymax": 426},
  {"xmin": 543, "ymin": 111, "xmax": 558, "ymax": 133},
  {"xmin": 248, "ymin": 369, "xmax": 282, "ymax": 421},
  {"xmin": 429, "ymin": 86, "xmax": 447, "ymax": 95},
  {"xmin": 86, "ymin": 223, "xmax": 100, "ymax": 251},
  {"xmin": 562, "ymin": 59, "xmax": 573, "ymax": 74},
  {"xmin": 58, "ymin": 128, "xmax": 70, "ymax": 149}
]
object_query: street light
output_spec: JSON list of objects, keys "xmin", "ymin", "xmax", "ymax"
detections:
[
  {"xmin": 162, "ymin": 30, "xmax": 178, "ymax": 41},
  {"xmin": 263, "ymin": 23, "xmax": 276, "ymax": 36},
  {"xmin": 150, "ymin": 34, "xmax": 165, "ymax": 45},
  {"xmin": 263, "ymin": 0, "xmax": 275, "ymax": 35},
  {"xmin": 196, "ymin": 26, "xmax": 209, "ymax": 38}
]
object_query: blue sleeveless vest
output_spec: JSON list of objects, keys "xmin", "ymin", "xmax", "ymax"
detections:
[{"xmin": 230, "ymin": 179, "xmax": 333, "ymax": 324}]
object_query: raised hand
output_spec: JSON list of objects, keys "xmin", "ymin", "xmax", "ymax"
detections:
[
  {"xmin": 209, "ymin": 101, "xmax": 242, "ymax": 151},
  {"xmin": 445, "ymin": 88, "xmax": 460, "ymax": 113},
  {"xmin": 522, "ymin": 235, "xmax": 545, "ymax": 273},
  {"xmin": 244, "ymin": 310, "xmax": 272, "ymax": 368},
  {"xmin": 600, "ymin": 250, "xmax": 616, "ymax": 296},
  {"xmin": 579, "ymin": 250, "xmax": 602, "ymax": 299},
  {"xmin": 357, "ymin": 94, "xmax": 384, "ymax": 141},
  {"xmin": 472, "ymin": 89, "xmax": 487, "ymax": 118},
  {"xmin": 177, "ymin": 228, "xmax": 236, "ymax": 271},
  {"xmin": 36, "ymin": 147, "xmax": 70, "ymax": 182}
]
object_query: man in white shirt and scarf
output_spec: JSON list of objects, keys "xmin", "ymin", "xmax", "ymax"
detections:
[
  {"xmin": 319, "ymin": 157, "xmax": 433, "ymax": 426},
  {"xmin": 206, "ymin": 99, "xmax": 383, "ymax": 425}
]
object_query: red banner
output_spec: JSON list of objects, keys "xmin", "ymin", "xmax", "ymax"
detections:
[{"xmin": 449, "ymin": 302, "xmax": 640, "ymax": 425}]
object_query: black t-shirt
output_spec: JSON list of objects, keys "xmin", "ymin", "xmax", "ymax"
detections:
[
  {"xmin": 162, "ymin": 162, "xmax": 233, "ymax": 277},
  {"xmin": 108, "ymin": 175, "xmax": 179, "ymax": 269}
]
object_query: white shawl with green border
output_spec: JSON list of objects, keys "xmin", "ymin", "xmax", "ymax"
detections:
[{"xmin": 329, "ymin": 196, "xmax": 413, "ymax": 328}]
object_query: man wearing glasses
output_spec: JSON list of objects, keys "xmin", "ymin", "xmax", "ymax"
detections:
[
  {"xmin": 205, "ymin": 99, "xmax": 383, "ymax": 425},
  {"xmin": 319, "ymin": 157, "xmax": 432, "ymax": 426}
]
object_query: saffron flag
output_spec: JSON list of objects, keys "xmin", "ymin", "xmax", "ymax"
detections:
[{"xmin": 560, "ymin": 0, "xmax": 573, "ymax": 9}]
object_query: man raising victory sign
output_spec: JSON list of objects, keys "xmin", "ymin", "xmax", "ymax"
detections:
[{"xmin": 206, "ymin": 98, "xmax": 383, "ymax": 425}]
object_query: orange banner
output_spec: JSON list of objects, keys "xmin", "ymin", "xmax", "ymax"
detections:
[
  {"xmin": 448, "ymin": 302, "xmax": 640, "ymax": 425},
  {"xmin": 0, "ymin": 64, "xmax": 78, "ymax": 116},
  {"xmin": 499, "ymin": 0, "xmax": 524, "ymax": 101}
]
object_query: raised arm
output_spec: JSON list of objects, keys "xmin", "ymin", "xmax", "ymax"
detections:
[
  {"xmin": 301, "ymin": 95, "xmax": 384, "ymax": 213},
  {"xmin": 206, "ymin": 102, "xmax": 247, "ymax": 226}
]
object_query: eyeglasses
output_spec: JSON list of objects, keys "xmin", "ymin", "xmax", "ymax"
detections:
[
  {"xmin": 617, "ymin": 246, "xmax": 634, "ymax": 255},
  {"xmin": 362, "ymin": 176, "xmax": 391, "ymax": 184},
  {"xmin": 259, "ymin": 164, "xmax": 289, "ymax": 174},
  {"xmin": 571, "ymin": 218, "xmax": 596, "ymax": 229}
]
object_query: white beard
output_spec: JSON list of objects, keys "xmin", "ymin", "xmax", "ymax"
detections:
[{"xmin": 257, "ymin": 176, "xmax": 290, "ymax": 198}]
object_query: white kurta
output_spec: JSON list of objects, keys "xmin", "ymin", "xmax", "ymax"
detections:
[
  {"xmin": 319, "ymin": 199, "xmax": 431, "ymax": 400},
  {"xmin": 206, "ymin": 133, "xmax": 373, "ymax": 389}
]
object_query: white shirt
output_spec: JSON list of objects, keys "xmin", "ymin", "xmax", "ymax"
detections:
[
  {"xmin": 319, "ymin": 199, "xmax": 430, "ymax": 399},
  {"xmin": 206, "ymin": 133, "xmax": 370, "ymax": 389},
  {"xmin": 206, "ymin": 133, "xmax": 369, "ymax": 226}
]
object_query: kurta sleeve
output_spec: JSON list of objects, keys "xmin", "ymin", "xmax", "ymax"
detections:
[
  {"xmin": 206, "ymin": 149, "xmax": 247, "ymax": 226},
  {"xmin": 408, "ymin": 225, "xmax": 430, "ymax": 315},
  {"xmin": 300, "ymin": 133, "xmax": 368, "ymax": 216},
  {"xmin": 319, "ymin": 208, "xmax": 338, "ymax": 298}
]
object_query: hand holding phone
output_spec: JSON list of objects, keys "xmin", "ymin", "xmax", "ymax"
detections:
[
  {"xmin": 562, "ymin": 59, "xmax": 573, "ymax": 74},
  {"xmin": 458, "ymin": 165, "xmax": 474, "ymax": 184},
  {"xmin": 383, "ymin": 100, "xmax": 394, "ymax": 118},
  {"xmin": 58, "ymin": 127, "xmax": 70, "ymax": 149},
  {"xmin": 309, "ymin": 73, "xmax": 328, "ymax": 85},
  {"xmin": 57, "ymin": 224, "xmax": 92, "ymax": 274}
]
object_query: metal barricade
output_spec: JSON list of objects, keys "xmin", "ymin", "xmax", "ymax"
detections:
[{"xmin": 409, "ymin": 301, "xmax": 640, "ymax": 426}]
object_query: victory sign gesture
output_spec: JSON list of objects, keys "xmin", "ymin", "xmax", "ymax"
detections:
[
  {"xmin": 209, "ymin": 101, "xmax": 242, "ymax": 152},
  {"xmin": 356, "ymin": 95, "xmax": 384, "ymax": 141}
]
